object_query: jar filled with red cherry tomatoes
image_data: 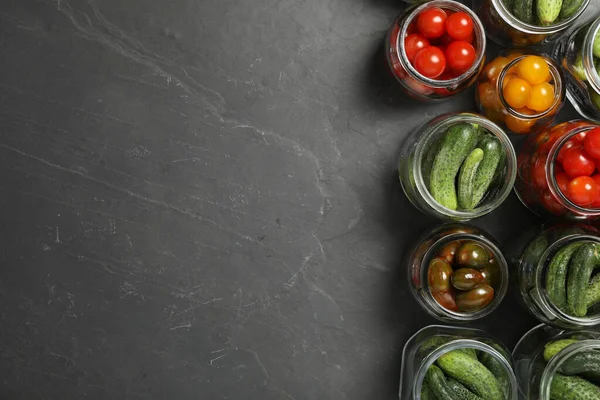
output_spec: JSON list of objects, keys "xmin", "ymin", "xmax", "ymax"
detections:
[
  {"xmin": 407, "ymin": 224, "xmax": 509, "ymax": 322},
  {"xmin": 473, "ymin": 0, "xmax": 590, "ymax": 48},
  {"xmin": 515, "ymin": 120, "xmax": 600, "ymax": 219},
  {"xmin": 386, "ymin": 0, "xmax": 486, "ymax": 101},
  {"xmin": 475, "ymin": 53, "xmax": 565, "ymax": 135}
]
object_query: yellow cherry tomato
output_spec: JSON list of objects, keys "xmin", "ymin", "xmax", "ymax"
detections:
[
  {"xmin": 505, "ymin": 108, "xmax": 536, "ymax": 134},
  {"xmin": 502, "ymin": 73, "xmax": 518, "ymax": 88},
  {"xmin": 478, "ymin": 82, "xmax": 502, "ymax": 109},
  {"xmin": 503, "ymin": 77, "xmax": 531, "ymax": 109},
  {"xmin": 516, "ymin": 56, "xmax": 550, "ymax": 85},
  {"xmin": 483, "ymin": 57, "xmax": 509, "ymax": 82},
  {"xmin": 527, "ymin": 82, "xmax": 555, "ymax": 112}
]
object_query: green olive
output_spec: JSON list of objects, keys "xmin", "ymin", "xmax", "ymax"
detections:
[
  {"xmin": 428, "ymin": 257, "xmax": 453, "ymax": 293},
  {"xmin": 437, "ymin": 240, "xmax": 462, "ymax": 264},
  {"xmin": 480, "ymin": 259, "xmax": 501, "ymax": 288},
  {"xmin": 456, "ymin": 241, "xmax": 490, "ymax": 269},
  {"xmin": 456, "ymin": 283, "xmax": 495, "ymax": 312},
  {"xmin": 451, "ymin": 268, "xmax": 484, "ymax": 291}
]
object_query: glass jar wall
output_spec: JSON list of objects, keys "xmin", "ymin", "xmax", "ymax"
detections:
[
  {"xmin": 473, "ymin": 0, "xmax": 589, "ymax": 47},
  {"xmin": 408, "ymin": 224, "xmax": 508, "ymax": 322},
  {"xmin": 553, "ymin": 16, "xmax": 600, "ymax": 123},
  {"xmin": 386, "ymin": 0, "xmax": 486, "ymax": 101},
  {"xmin": 513, "ymin": 324, "xmax": 600, "ymax": 399},
  {"xmin": 517, "ymin": 224, "xmax": 600, "ymax": 329},
  {"xmin": 400, "ymin": 325, "xmax": 518, "ymax": 399},
  {"xmin": 398, "ymin": 113, "xmax": 516, "ymax": 220},
  {"xmin": 514, "ymin": 120, "xmax": 600, "ymax": 219}
]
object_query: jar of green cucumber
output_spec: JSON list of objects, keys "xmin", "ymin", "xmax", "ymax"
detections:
[
  {"xmin": 517, "ymin": 224, "xmax": 600, "ymax": 329},
  {"xmin": 553, "ymin": 15, "xmax": 600, "ymax": 123},
  {"xmin": 474, "ymin": 0, "xmax": 589, "ymax": 47},
  {"xmin": 398, "ymin": 113, "xmax": 517, "ymax": 220},
  {"xmin": 400, "ymin": 325, "xmax": 518, "ymax": 399},
  {"xmin": 408, "ymin": 224, "xmax": 509, "ymax": 321},
  {"xmin": 513, "ymin": 324, "xmax": 600, "ymax": 399}
]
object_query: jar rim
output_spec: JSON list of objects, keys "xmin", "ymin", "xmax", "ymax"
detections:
[
  {"xmin": 533, "ymin": 234, "xmax": 600, "ymax": 325},
  {"xmin": 396, "ymin": 0, "xmax": 486, "ymax": 90},
  {"xmin": 539, "ymin": 340, "xmax": 600, "ymax": 399},
  {"xmin": 546, "ymin": 123, "xmax": 600, "ymax": 216},
  {"xmin": 417, "ymin": 231, "xmax": 509, "ymax": 321},
  {"xmin": 582, "ymin": 16, "xmax": 600, "ymax": 95},
  {"xmin": 412, "ymin": 112, "xmax": 517, "ymax": 220},
  {"xmin": 491, "ymin": 0, "xmax": 590, "ymax": 35},
  {"xmin": 497, "ymin": 55, "xmax": 565, "ymax": 120},
  {"xmin": 412, "ymin": 338, "xmax": 518, "ymax": 399}
]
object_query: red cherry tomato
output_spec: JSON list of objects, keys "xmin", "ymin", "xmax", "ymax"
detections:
[
  {"xmin": 567, "ymin": 176, "xmax": 600, "ymax": 206},
  {"xmin": 540, "ymin": 190, "xmax": 567, "ymax": 216},
  {"xmin": 584, "ymin": 127, "xmax": 600, "ymax": 160},
  {"xmin": 446, "ymin": 12, "xmax": 474, "ymax": 41},
  {"xmin": 404, "ymin": 34, "xmax": 430, "ymax": 63},
  {"xmin": 444, "ymin": 41, "xmax": 476, "ymax": 73},
  {"xmin": 561, "ymin": 147, "xmax": 596, "ymax": 179},
  {"xmin": 590, "ymin": 175, "xmax": 600, "ymax": 208},
  {"xmin": 417, "ymin": 8, "xmax": 447, "ymax": 39},
  {"xmin": 557, "ymin": 139, "xmax": 581, "ymax": 163},
  {"xmin": 555, "ymin": 171, "xmax": 570, "ymax": 195},
  {"xmin": 413, "ymin": 46, "xmax": 446, "ymax": 78}
]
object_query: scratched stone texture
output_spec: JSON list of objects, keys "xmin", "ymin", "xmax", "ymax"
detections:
[{"xmin": 0, "ymin": 0, "xmax": 597, "ymax": 399}]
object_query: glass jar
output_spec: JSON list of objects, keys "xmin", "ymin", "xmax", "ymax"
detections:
[
  {"xmin": 515, "ymin": 120, "xmax": 600, "ymax": 218},
  {"xmin": 475, "ymin": 52, "xmax": 565, "ymax": 135},
  {"xmin": 386, "ymin": 0, "xmax": 486, "ymax": 101},
  {"xmin": 513, "ymin": 324, "xmax": 600, "ymax": 399},
  {"xmin": 408, "ymin": 223, "xmax": 509, "ymax": 322},
  {"xmin": 473, "ymin": 0, "xmax": 590, "ymax": 47},
  {"xmin": 400, "ymin": 325, "xmax": 518, "ymax": 399},
  {"xmin": 553, "ymin": 16, "xmax": 600, "ymax": 123},
  {"xmin": 398, "ymin": 112, "xmax": 517, "ymax": 220},
  {"xmin": 517, "ymin": 224, "xmax": 600, "ymax": 329}
]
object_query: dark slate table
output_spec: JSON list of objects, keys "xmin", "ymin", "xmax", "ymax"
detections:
[{"xmin": 1, "ymin": 0, "xmax": 598, "ymax": 399}]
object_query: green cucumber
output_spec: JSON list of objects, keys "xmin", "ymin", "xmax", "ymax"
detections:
[
  {"xmin": 427, "ymin": 365, "xmax": 462, "ymax": 400},
  {"xmin": 422, "ymin": 136, "xmax": 443, "ymax": 190},
  {"xmin": 550, "ymin": 373, "xmax": 600, "ymax": 400},
  {"xmin": 458, "ymin": 148, "xmax": 484, "ymax": 210},
  {"xmin": 478, "ymin": 351, "xmax": 510, "ymax": 398},
  {"xmin": 471, "ymin": 135, "xmax": 503, "ymax": 209},
  {"xmin": 590, "ymin": 90, "xmax": 600, "ymax": 111},
  {"xmin": 436, "ymin": 350, "xmax": 503, "ymax": 400},
  {"xmin": 512, "ymin": 0, "xmax": 535, "ymax": 24},
  {"xmin": 546, "ymin": 242, "xmax": 584, "ymax": 312},
  {"xmin": 523, "ymin": 235, "xmax": 550, "ymax": 263},
  {"xmin": 429, "ymin": 123, "xmax": 481, "ymax": 210},
  {"xmin": 559, "ymin": 0, "xmax": 585, "ymax": 20},
  {"xmin": 502, "ymin": 0, "xmax": 514, "ymax": 9},
  {"xmin": 421, "ymin": 377, "xmax": 439, "ymax": 400},
  {"xmin": 567, "ymin": 243, "xmax": 600, "ymax": 317},
  {"xmin": 446, "ymin": 378, "xmax": 483, "ymax": 400},
  {"xmin": 594, "ymin": 30, "xmax": 600, "ymax": 58},
  {"xmin": 537, "ymin": 0, "xmax": 563, "ymax": 25},
  {"xmin": 559, "ymin": 350, "xmax": 600, "ymax": 384},
  {"xmin": 586, "ymin": 273, "xmax": 600, "ymax": 309},
  {"xmin": 574, "ymin": 52, "xmax": 587, "ymax": 81},
  {"xmin": 544, "ymin": 339, "xmax": 580, "ymax": 361}
]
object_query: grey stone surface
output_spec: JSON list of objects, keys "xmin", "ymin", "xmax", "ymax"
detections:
[{"xmin": 0, "ymin": 0, "xmax": 596, "ymax": 399}]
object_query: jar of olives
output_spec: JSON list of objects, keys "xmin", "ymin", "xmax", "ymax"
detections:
[
  {"xmin": 408, "ymin": 224, "xmax": 509, "ymax": 322},
  {"xmin": 400, "ymin": 325, "xmax": 518, "ymax": 399},
  {"xmin": 513, "ymin": 324, "xmax": 600, "ymax": 399},
  {"xmin": 517, "ymin": 224, "xmax": 600, "ymax": 329}
]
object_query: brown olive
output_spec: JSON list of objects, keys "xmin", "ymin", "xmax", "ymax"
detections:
[
  {"xmin": 451, "ymin": 268, "xmax": 484, "ymax": 291},
  {"xmin": 480, "ymin": 260, "xmax": 500, "ymax": 288},
  {"xmin": 456, "ymin": 283, "xmax": 495, "ymax": 312},
  {"xmin": 437, "ymin": 240, "xmax": 462, "ymax": 264},
  {"xmin": 428, "ymin": 257, "xmax": 453, "ymax": 293},
  {"xmin": 432, "ymin": 289, "xmax": 459, "ymax": 312},
  {"xmin": 456, "ymin": 241, "xmax": 490, "ymax": 269}
]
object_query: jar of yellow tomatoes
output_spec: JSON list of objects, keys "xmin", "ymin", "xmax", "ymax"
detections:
[{"xmin": 476, "ymin": 53, "xmax": 565, "ymax": 135}]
